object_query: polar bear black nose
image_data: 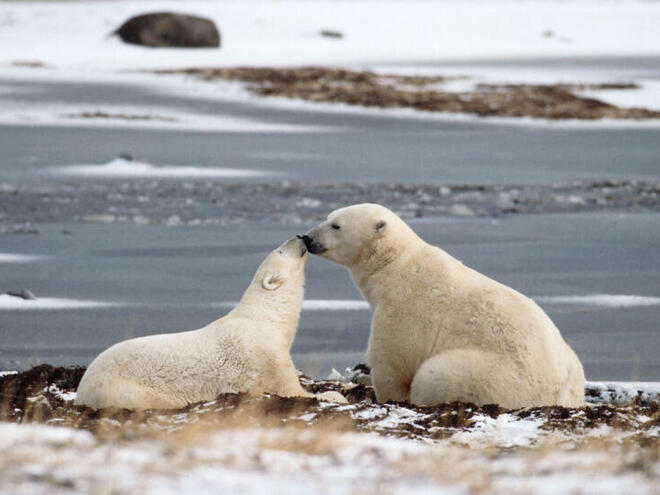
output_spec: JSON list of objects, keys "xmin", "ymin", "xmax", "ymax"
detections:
[
  {"xmin": 301, "ymin": 235, "xmax": 313, "ymax": 249},
  {"xmin": 300, "ymin": 235, "xmax": 327, "ymax": 255}
]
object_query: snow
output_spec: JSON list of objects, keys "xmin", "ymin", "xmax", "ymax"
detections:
[
  {"xmin": 216, "ymin": 300, "xmax": 371, "ymax": 311},
  {"xmin": 0, "ymin": 253, "xmax": 43, "ymax": 263},
  {"xmin": 1, "ymin": 1, "xmax": 660, "ymax": 129},
  {"xmin": 0, "ymin": 416, "xmax": 656, "ymax": 495},
  {"xmin": 586, "ymin": 381, "xmax": 660, "ymax": 405},
  {"xmin": 1, "ymin": 372, "xmax": 659, "ymax": 494},
  {"xmin": 302, "ymin": 300, "xmax": 371, "ymax": 311},
  {"xmin": 1, "ymin": 1, "xmax": 659, "ymax": 71},
  {"xmin": 576, "ymin": 80, "xmax": 660, "ymax": 112},
  {"xmin": 0, "ymin": 294, "xmax": 116, "ymax": 310},
  {"xmin": 56, "ymin": 157, "xmax": 273, "ymax": 179},
  {"xmin": 535, "ymin": 294, "xmax": 660, "ymax": 309},
  {"xmin": 44, "ymin": 384, "xmax": 77, "ymax": 403},
  {"xmin": 450, "ymin": 413, "xmax": 545, "ymax": 448},
  {"xmin": 217, "ymin": 295, "xmax": 660, "ymax": 314},
  {"xmin": 0, "ymin": 98, "xmax": 333, "ymax": 133}
]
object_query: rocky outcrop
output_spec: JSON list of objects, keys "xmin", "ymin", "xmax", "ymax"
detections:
[{"xmin": 114, "ymin": 12, "xmax": 220, "ymax": 48}]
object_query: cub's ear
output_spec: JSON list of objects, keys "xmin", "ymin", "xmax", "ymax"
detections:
[
  {"xmin": 374, "ymin": 220, "xmax": 387, "ymax": 234},
  {"xmin": 262, "ymin": 272, "xmax": 284, "ymax": 291}
]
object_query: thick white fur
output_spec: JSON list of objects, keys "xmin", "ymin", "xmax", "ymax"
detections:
[
  {"xmin": 304, "ymin": 204, "xmax": 585, "ymax": 409},
  {"xmin": 75, "ymin": 238, "xmax": 345, "ymax": 410}
]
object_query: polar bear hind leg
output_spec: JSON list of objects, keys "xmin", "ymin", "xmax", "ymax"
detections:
[
  {"xmin": 409, "ymin": 350, "xmax": 524, "ymax": 409},
  {"xmin": 78, "ymin": 375, "xmax": 186, "ymax": 410}
]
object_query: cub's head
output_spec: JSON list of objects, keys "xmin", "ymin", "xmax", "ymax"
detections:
[
  {"xmin": 254, "ymin": 237, "xmax": 308, "ymax": 292},
  {"xmin": 301, "ymin": 203, "xmax": 405, "ymax": 268}
]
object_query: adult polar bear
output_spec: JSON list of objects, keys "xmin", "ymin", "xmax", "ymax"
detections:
[
  {"xmin": 302, "ymin": 204, "xmax": 585, "ymax": 409},
  {"xmin": 75, "ymin": 238, "xmax": 345, "ymax": 410}
]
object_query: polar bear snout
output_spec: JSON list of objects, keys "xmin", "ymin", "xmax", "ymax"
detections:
[
  {"xmin": 300, "ymin": 234, "xmax": 327, "ymax": 255},
  {"xmin": 281, "ymin": 237, "xmax": 308, "ymax": 258}
]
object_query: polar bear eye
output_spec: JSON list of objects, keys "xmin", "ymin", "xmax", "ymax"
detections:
[{"xmin": 331, "ymin": 223, "xmax": 341, "ymax": 230}]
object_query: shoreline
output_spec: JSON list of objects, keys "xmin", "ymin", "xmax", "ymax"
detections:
[{"xmin": 2, "ymin": 179, "xmax": 659, "ymax": 230}]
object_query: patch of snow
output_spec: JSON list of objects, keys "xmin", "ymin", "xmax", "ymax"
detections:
[
  {"xmin": 371, "ymin": 406, "xmax": 433, "ymax": 431},
  {"xmin": 451, "ymin": 413, "xmax": 545, "ymax": 448},
  {"xmin": 0, "ymin": 371, "xmax": 18, "ymax": 377},
  {"xmin": 585, "ymin": 381, "xmax": 660, "ymax": 405},
  {"xmin": 302, "ymin": 300, "xmax": 371, "ymax": 311},
  {"xmin": 56, "ymin": 158, "xmax": 271, "ymax": 179},
  {"xmin": 0, "ymin": 253, "xmax": 43, "ymax": 263},
  {"xmin": 44, "ymin": 384, "xmax": 77, "ymax": 402},
  {"xmin": 448, "ymin": 204, "xmax": 476, "ymax": 217},
  {"xmin": 326, "ymin": 368, "xmax": 344, "ymax": 381},
  {"xmin": 0, "ymin": 422, "xmax": 95, "ymax": 448},
  {"xmin": 0, "ymin": 99, "xmax": 332, "ymax": 133},
  {"xmin": 351, "ymin": 407, "xmax": 389, "ymax": 421},
  {"xmin": 216, "ymin": 300, "xmax": 370, "ymax": 311},
  {"xmin": 535, "ymin": 294, "xmax": 660, "ymax": 308},
  {"xmin": 3, "ymin": 419, "xmax": 652, "ymax": 495},
  {"xmin": 0, "ymin": 294, "xmax": 117, "ymax": 310},
  {"xmin": 576, "ymin": 79, "xmax": 660, "ymax": 111},
  {"xmin": 296, "ymin": 197, "xmax": 322, "ymax": 208}
]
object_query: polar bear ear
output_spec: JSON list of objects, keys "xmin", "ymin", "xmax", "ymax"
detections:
[
  {"xmin": 374, "ymin": 220, "xmax": 387, "ymax": 234},
  {"xmin": 262, "ymin": 272, "xmax": 284, "ymax": 291}
]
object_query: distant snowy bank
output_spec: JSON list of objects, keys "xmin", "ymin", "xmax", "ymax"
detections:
[
  {"xmin": 56, "ymin": 157, "xmax": 272, "ymax": 179},
  {"xmin": 2, "ymin": 0, "xmax": 660, "ymax": 126},
  {"xmin": 0, "ymin": 294, "xmax": 116, "ymax": 311},
  {"xmin": 2, "ymin": 1, "xmax": 660, "ymax": 71}
]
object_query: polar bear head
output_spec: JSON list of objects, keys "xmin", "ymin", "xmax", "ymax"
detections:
[
  {"xmin": 251, "ymin": 237, "xmax": 308, "ymax": 293},
  {"xmin": 231, "ymin": 236, "xmax": 308, "ymax": 344},
  {"xmin": 301, "ymin": 204, "xmax": 415, "ymax": 270}
]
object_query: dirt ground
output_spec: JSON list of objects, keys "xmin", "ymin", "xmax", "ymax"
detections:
[{"xmin": 1, "ymin": 364, "xmax": 658, "ymax": 445}]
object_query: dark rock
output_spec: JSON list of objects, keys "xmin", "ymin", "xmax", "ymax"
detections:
[
  {"xmin": 118, "ymin": 152, "xmax": 134, "ymax": 161},
  {"xmin": 319, "ymin": 30, "xmax": 343, "ymax": 39},
  {"xmin": 7, "ymin": 289, "xmax": 36, "ymax": 300},
  {"xmin": 114, "ymin": 12, "xmax": 220, "ymax": 48}
]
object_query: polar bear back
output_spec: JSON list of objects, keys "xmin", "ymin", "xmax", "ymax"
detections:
[
  {"xmin": 371, "ymin": 243, "xmax": 575, "ymax": 372},
  {"xmin": 75, "ymin": 323, "xmax": 262, "ymax": 409}
]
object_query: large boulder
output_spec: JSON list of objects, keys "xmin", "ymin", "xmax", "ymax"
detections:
[{"xmin": 114, "ymin": 12, "xmax": 220, "ymax": 48}]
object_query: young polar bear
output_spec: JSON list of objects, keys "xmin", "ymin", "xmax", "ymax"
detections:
[
  {"xmin": 75, "ymin": 238, "xmax": 345, "ymax": 410},
  {"xmin": 302, "ymin": 204, "xmax": 585, "ymax": 409}
]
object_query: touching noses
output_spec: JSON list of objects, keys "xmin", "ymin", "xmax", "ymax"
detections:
[{"xmin": 299, "ymin": 235, "xmax": 314, "ymax": 250}]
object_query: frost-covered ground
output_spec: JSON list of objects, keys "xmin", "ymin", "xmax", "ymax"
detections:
[{"xmin": 0, "ymin": 365, "xmax": 658, "ymax": 495}]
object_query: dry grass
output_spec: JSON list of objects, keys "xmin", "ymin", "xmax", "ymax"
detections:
[{"xmin": 154, "ymin": 66, "xmax": 660, "ymax": 120}]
